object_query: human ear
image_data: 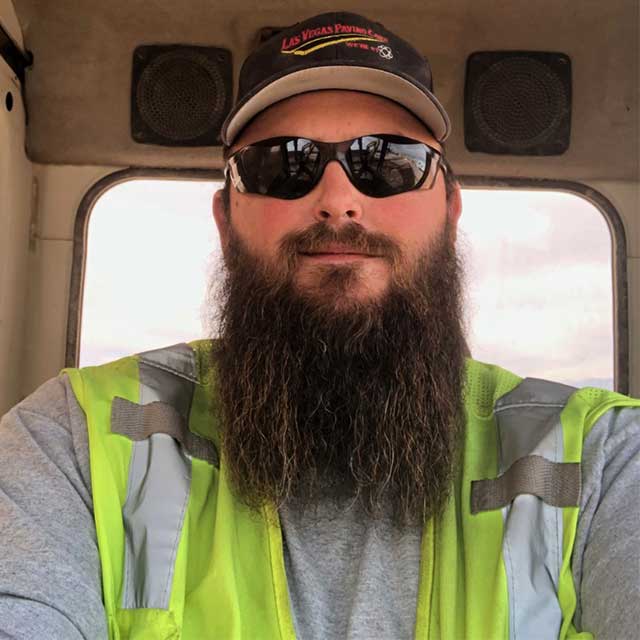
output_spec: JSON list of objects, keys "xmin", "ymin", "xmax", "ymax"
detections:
[
  {"xmin": 447, "ymin": 184, "xmax": 462, "ymax": 242},
  {"xmin": 213, "ymin": 188, "xmax": 231, "ymax": 258}
]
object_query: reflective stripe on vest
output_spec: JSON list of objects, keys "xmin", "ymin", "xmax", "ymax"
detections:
[
  {"xmin": 114, "ymin": 343, "xmax": 202, "ymax": 610},
  {"xmin": 492, "ymin": 378, "xmax": 577, "ymax": 640}
]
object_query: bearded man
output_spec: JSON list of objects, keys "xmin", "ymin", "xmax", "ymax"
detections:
[{"xmin": 0, "ymin": 10, "xmax": 639, "ymax": 640}]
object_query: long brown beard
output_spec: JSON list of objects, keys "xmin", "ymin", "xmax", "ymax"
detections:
[{"xmin": 210, "ymin": 218, "xmax": 467, "ymax": 527}]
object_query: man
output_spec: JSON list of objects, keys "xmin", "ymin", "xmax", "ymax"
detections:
[{"xmin": 0, "ymin": 10, "xmax": 638, "ymax": 640}]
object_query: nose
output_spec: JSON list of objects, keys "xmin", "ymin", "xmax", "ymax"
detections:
[{"xmin": 310, "ymin": 160, "xmax": 364, "ymax": 225}]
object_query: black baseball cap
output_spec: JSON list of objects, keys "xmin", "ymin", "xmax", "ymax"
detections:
[{"xmin": 221, "ymin": 11, "xmax": 450, "ymax": 146}]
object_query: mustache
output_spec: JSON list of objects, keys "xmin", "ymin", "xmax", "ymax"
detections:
[{"xmin": 278, "ymin": 222, "xmax": 403, "ymax": 264}]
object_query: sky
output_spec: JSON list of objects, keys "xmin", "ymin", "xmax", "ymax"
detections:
[{"xmin": 80, "ymin": 179, "xmax": 614, "ymax": 389}]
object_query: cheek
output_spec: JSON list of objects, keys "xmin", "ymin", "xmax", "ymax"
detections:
[
  {"xmin": 372, "ymin": 195, "xmax": 448, "ymax": 258},
  {"xmin": 231, "ymin": 197, "xmax": 303, "ymax": 257}
]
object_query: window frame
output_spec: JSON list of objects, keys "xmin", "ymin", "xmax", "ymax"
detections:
[
  {"xmin": 66, "ymin": 167, "xmax": 223, "ymax": 369},
  {"xmin": 68, "ymin": 169, "xmax": 630, "ymax": 394}
]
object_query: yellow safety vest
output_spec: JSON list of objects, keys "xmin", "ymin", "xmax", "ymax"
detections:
[{"xmin": 63, "ymin": 340, "xmax": 640, "ymax": 639}]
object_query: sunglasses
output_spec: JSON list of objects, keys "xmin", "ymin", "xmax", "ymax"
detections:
[{"xmin": 224, "ymin": 134, "xmax": 448, "ymax": 199}]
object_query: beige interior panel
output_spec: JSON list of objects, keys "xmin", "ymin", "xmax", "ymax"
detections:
[
  {"xmin": 19, "ymin": 163, "xmax": 122, "ymax": 399},
  {"xmin": 577, "ymin": 180, "xmax": 639, "ymax": 395},
  {"xmin": 10, "ymin": 0, "xmax": 639, "ymax": 180},
  {"xmin": 34, "ymin": 164, "xmax": 122, "ymax": 238},
  {"xmin": 0, "ymin": 56, "xmax": 32, "ymax": 414},
  {"xmin": 586, "ymin": 181, "xmax": 640, "ymax": 257},
  {"xmin": 20, "ymin": 239, "xmax": 73, "ymax": 398},
  {"xmin": 0, "ymin": 64, "xmax": 31, "ymax": 412}
]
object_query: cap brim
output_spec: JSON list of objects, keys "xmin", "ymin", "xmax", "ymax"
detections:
[{"xmin": 221, "ymin": 65, "xmax": 451, "ymax": 146}]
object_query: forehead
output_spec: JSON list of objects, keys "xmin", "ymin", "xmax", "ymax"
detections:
[{"xmin": 231, "ymin": 90, "xmax": 440, "ymax": 151}]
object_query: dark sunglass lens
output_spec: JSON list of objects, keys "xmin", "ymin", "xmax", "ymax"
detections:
[
  {"xmin": 347, "ymin": 136, "xmax": 432, "ymax": 197},
  {"xmin": 238, "ymin": 138, "xmax": 320, "ymax": 198}
]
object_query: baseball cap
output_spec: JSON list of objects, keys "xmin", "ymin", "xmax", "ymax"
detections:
[{"xmin": 221, "ymin": 11, "xmax": 450, "ymax": 146}]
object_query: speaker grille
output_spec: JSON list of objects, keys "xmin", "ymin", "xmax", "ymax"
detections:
[
  {"xmin": 131, "ymin": 45, "xmax": 232, "ymax": 146},
  {"xmin": 465, "ymin": 51, "xmax": 571, "ymax": 155}
]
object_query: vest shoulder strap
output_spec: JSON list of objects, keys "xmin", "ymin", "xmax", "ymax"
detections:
[
  {"xmin": 474, "ymin": 375, "xmax": 602, "ymax": 640},
  {"xmin": 111, "ymin": 342, "xmax": 218, "ymax": 466},
  {"xmin": 107, "ymin": 342, "xmax": 217, "ymax": 612}
]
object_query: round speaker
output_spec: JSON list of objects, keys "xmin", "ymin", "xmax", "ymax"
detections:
[
  {"xmin": 465, "ymin": 51, "xmax": 572, "ymax": 155},
  {"xmin": 131, "ymin": 45, "xmax": 232, "ymax": 146}
]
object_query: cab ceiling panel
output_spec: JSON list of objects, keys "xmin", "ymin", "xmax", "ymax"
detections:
[{"xmin": 11, "ymin": 0, "xmax": 639, "ymax": 179}]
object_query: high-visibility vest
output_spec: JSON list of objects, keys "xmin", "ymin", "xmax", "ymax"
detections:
[{"xmin": 63, "ymin": 340, "xmax": 640, "ymax": 640}]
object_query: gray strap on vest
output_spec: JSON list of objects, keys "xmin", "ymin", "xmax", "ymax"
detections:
[
  {"xmin": 111, "ymin": 342, "xmax": 217, "ymax": 611},
  {"xmin": 470, "ymin": 454, "xmax": 581, "ymax": 514},
  {"xmin": 483, "ymin": 377, "xmax": 579, "ymax": 640},
  {"xmin": 112, "ymin": 397, "xmax": 218, "ymax": 466}
]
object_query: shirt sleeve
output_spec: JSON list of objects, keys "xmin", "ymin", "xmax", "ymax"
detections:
[
  {"xmin": 0, "ymin": 376, "xmax": 108, "ymax": 640},
  {"xmin": 572, "ymin": 405, "xmax": 640, "ymax": 639}
]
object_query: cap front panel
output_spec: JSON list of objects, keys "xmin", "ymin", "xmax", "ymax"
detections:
[{"xmin": 240, "ymin": 12, "xmax": 432, "ymax": 99}]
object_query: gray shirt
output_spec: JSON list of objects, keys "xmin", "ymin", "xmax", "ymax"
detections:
[{"xmin": 0, "ymin": 375, "xmax": 638, "ymax": 640}]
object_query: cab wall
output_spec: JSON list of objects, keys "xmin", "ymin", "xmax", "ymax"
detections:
[{"xmin": 0, "ymin": 56, "xmax": 31, "ymax": 414}]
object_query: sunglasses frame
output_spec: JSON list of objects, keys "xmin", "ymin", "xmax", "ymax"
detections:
[{"xmin": 224, "ymin": 133, "xmax": 449, "ymax": 200}]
